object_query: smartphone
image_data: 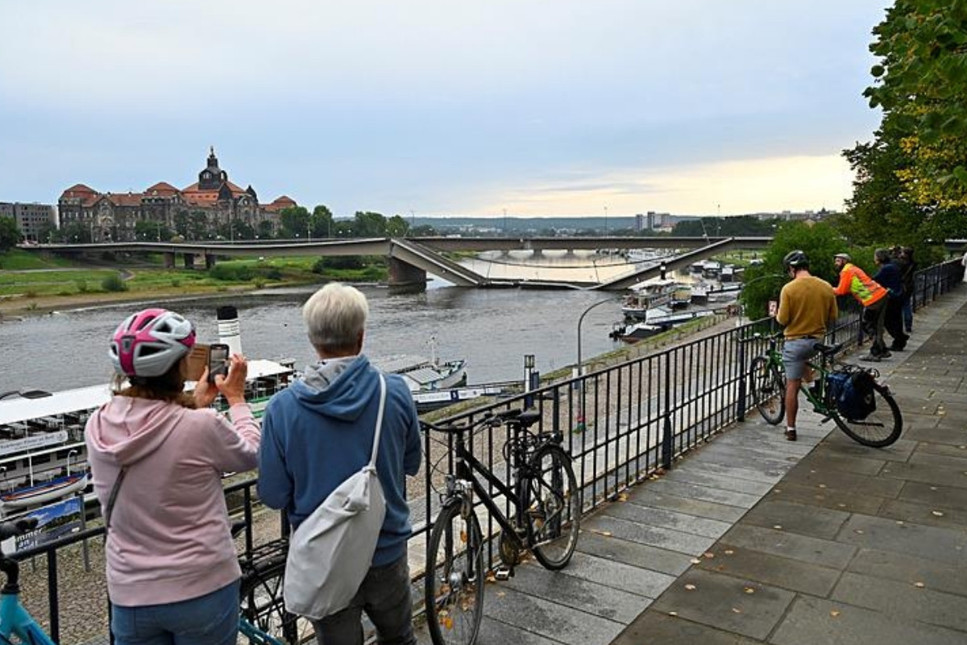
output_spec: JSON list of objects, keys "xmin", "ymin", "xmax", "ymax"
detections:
[{"xmin": 208, "ymin": 344, "xmax": 230, "ymax": 383}]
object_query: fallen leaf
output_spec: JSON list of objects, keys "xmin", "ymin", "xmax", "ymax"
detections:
[
  {"xmin": 914, "ymin": 582, "xmax": 925, "ymax": 589},
  {"xmin": 617, "ymin": 493, "xmax": 629, "ymax": 502},
  {"xmin": 773, "ymin": 525, "xmax": 783, "ymax": 530},
  {"xmin": 731, "ymin": 607, "xmax": 742, "ymax": 614},
  {"xmin": 690, "ymin": 558, "xmax": 702, "ymax": 564},
  {"xmin": 703, "ymin": 552, "xmax": 715, "ymax": 559},
  {"xmin": 932, "ymin": 510, "xmax": 945, "ymax": 517},
  {"xmin": 668, "ymin": 611, "xmax": 678, "ymax": 617},
  {"xmin": 724, "ymin": 549, "xmax": 734, "ymax": 555},
  {"xmin": 496, "ymin": 591, "xmax": 506, "ymax": 597},
  {"xmin": 830, "ymin": 610, "xmax": 841, "ymax": 617},
  {"xmin": 744, "ymin": 587, "xmax": 755, "ymax": 594},
  {"xmin": 684, "ymin": 584, "xmax": 696, "ymax": 591},
  {"xmin": 855, "ymin": 529, "xmax": 864, "ymax": 535},
  {"xmin": 818, "ymin": 484, "xmax": 827, "ymax": 489}
]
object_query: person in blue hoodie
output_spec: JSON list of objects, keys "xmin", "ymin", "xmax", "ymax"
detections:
[{"xmin": 258, "ymin": 283, "xmax": 421, "ymax": 645}]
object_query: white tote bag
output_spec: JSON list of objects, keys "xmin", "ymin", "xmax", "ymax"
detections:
[{"xmin": 283, "ymin": 374, "xmax": 388, "ymax": 620}]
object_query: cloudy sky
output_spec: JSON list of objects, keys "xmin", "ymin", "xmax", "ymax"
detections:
[{"xmin": 0, "ymin": 1, "xmax": 890, "ymax": 218}]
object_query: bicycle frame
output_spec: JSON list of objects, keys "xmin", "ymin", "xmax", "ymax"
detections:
[
  {"xmin": 239, "ymin": 615, "xmax": 285, "ymax": 645},
  {"xmin": 448, "ymin": 428, "xmax": 530, "ymax": 546},
  {"xmin": 763, "ymin": 340, "xmax": 834, "ymax": 414},
  {"xmin": 0, "ymin": 592, "xmax": 56, "ymax": 645}
]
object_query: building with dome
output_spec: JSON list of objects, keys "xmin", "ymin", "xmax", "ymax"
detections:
[{"xmin": 58, "ymin": 148, "xmax": 297, "ymax": 242}]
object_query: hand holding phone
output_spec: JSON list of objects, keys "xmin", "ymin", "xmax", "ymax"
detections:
[{"xmin": 208, "ymin": 344, "xmax": 231, "ymax": 384}]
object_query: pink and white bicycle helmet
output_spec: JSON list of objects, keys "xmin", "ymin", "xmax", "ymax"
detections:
[{"xmin": 109, "ymin": 308, "xmax": 196, "ymax": 378}]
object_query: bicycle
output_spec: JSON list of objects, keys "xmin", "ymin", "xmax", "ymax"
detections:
[
  {"xmin": 235, "ymin": 526, "xmax": 315, "ymax": 645},
  {"xmin": 744, "ymin": 332, "xmax": 903, "ymax": 447},
  {"xmin": 420, "ymin": 407, "xmax": 581, "ymax": 645},
  {"xmin": 0, "ymin": 518, "xmax": 56, "ymax": 645}
]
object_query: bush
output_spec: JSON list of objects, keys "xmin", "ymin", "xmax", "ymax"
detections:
[
  {"xmin": 101, "ymin": 273, "xmax": 129, "ymax": 292},
  {"xmin": 171, "ymin": 279, "xmax": 181, "ymax": 288},
  {"xmin": 74, "ymin": 280, "xmax": 88, "ymax": 293},
  {"xmin": 313, "ymin": 256, "xmax": 365, "ymax": 273},
  {"xmin": 210, "ymin": 263, "xmax": 255, "ymax": 282}
]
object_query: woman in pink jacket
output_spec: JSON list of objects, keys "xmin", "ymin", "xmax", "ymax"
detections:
[{"xmin": 85, "ymin": 308, "xmax": 260, "ymax": 645}]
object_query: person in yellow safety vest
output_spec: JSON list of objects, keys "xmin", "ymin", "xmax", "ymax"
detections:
[{"xmin": 832, "ymin": 252, "xmax": 890, "ymax": 361}]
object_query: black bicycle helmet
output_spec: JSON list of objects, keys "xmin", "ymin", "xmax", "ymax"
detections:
[{"xmin": 783, "ymin": 249, "xmax": 809, "ymax": 270}]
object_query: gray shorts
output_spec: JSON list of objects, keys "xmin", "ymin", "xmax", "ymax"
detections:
[{"xmin": 782, "ymin": 338, "xmax": 819, "ymax": 380}]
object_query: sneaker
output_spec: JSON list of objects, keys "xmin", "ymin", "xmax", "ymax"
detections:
[
  {"xmin": 784, "ymin": 429, "xmax": 798, "ymax": 441},
  {"xmin": 881, "ymin": 350, "xmax": 892, "ymax": 358},
  {"xmin": 860, "ymin": 354, "xmax": 881, "ymax": 362},
  {"xmin": 889, "ymin": 345, "xmax": 906, "ymax": 352}
]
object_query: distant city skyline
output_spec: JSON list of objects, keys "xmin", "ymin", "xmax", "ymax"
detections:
[{"xmin": 0, "ymin": 1, "xmax": 890, "ymax": 218}]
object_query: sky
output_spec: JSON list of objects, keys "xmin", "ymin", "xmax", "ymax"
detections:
[{"xmin": 0, "ymin": 1, "xmax": 892, "ymax": 219}]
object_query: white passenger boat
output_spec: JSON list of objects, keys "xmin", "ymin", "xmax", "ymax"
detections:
[
  {"xmin": 621, "ymin": 278, "xmax": 687, "ymax": 320},
  {"xmin": 0, "ymin": 359, "xmax": 296, "ymax": 516}
]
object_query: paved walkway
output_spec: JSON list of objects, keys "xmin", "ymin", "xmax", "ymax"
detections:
[{"xmin": 416, "ymin": 285, "xmax": 967, "ymax": 645}]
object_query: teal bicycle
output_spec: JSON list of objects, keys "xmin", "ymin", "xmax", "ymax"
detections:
[{"xmin": 0, "ymin": 519, "xmax": 56, "ymax": 645}]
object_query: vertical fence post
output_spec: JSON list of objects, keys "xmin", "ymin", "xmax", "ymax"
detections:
[
  {"xmin": 47, "ymin": 550, "xmax": 59, "ymax": 643},
  {"xmin": 736, "ymin": 335, "xmax": 747, "ymax": 422},
  {"xmin": 661, "ymin": 355, "xmax": 673, "ymax": 469}
]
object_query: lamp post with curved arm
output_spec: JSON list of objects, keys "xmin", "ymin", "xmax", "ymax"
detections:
[{"xmin": 575, "ymin": 296, "xmax": 619, "ymax": 432}]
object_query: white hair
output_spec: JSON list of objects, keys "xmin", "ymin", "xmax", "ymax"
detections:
[{"xmin": 302, "ymin": 283, "xmax": 369, "ymax": 350}]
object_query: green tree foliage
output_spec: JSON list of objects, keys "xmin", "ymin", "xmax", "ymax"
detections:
[
  {"xmin": 0, "ymin": 216, "xmax": 21, "ymax": 251},
  {"xmin": 257, "ymin": 219, "xmax": 275, "ymax": 240},
  {"xmin": 862, "ymin": 0, "xmax": 967, "ymax": 212},
  {"xmin": 740, "ymin": 222, "xmax": 846, "ymax": 319},
  {"xmin": 353, "ymin": 211, "xmax": 387, "ymax": 237},
  {"xmin": 409, "ymin": 224, "xmax": 437, "ymax": 236},
  {"xmin": 134, "ymin": 219, "xmax": 173, "ymax": 242},
  {"xmin": 672, "ymin": 216, "xmax": 778, "ymax": 237},
  {"xmin": 279, "ymin": 206, "xmax": 310, "ymax": 239},
  {"xmin": 386, "ymin": 215, "xmax": 409, "ymax": 237},
  {"xmin": 311, "ymin": 205, "xmax": 334, "ymax": 238}
]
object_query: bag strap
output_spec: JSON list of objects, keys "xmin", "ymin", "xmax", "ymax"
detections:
[
  {"xmin": 104, "ymin": 467, "xmax": 127, "ymax": 531},
  {"xmin": 367, "ymin": 374, "xmax": 387, "ymax": 468}
]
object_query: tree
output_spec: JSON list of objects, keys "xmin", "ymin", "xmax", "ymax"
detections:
[
  {"xmin": 863, "ymin": 0, "xmax": 967, "ymax": 210},
  {"xmin": 257, "ymin": 219, "xmax": 275, "ymax": 240},
  {"xmin": 409, "ymin": 224, "xmax": 437, "ymax": 236},
  {"xmin": 311, "ymin": 205, "xmax": 334, "ymax": 238},
  {"xmin": 279, "ymin": 206, "xmax": 310, "ymax": 239},
  {"xmin": 0, "ymin": 216, "xmax": 19, "ymax": 251},
  {"xmin": 353, "ymin": 211, "xmax": 387, "ymax": 237},
  {"xmin": 386, "ymin": 215, "xmax": 409, "ymax": 237},
  {"xmin": 740, "ymin": 222, "xmax": 847, "ymax": 319},
  {"xmin": 135, "ymin": 220, "xmax": 171, "ymax": 242}
]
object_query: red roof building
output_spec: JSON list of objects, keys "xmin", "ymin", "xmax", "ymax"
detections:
[{"xmin": 58, "ymin": 148, "xmax": 296, "ymax": 242}]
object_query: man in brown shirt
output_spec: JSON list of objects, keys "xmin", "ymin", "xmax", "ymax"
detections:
[{"xmin": 775, "ymin": 250, "xmax": 838, "ymax": 441}]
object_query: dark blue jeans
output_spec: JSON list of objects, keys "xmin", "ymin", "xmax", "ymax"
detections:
[
  {"xmin": 111, "ymin": 579, "xmax": 239, "ymax": 645},
  {"xmin": 312, "ymin": 555, "xmax": 416, "ymax": 645}
]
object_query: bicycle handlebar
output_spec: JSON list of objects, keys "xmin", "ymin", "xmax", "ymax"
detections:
[{"xmin": 421, "ymin": 407, "xmax": 542, "ymax": 435}]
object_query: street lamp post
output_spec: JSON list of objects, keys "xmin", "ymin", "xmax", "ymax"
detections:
[{"xmin": 574, "ymin": 296, "xmax": 617, "ymax": 432}]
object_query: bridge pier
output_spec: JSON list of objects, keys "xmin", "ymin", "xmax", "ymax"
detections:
[
  {"xmin": 205, "ymin": 254, "xmax": 217, "ymax": 270},
  {"xmin": 182, "ymin": 253, "xmax": 194, "ymax": 269},
  {"xmin": 163, "ymin": 252, "xmax": 175, "ymax": 269},
  {"xmin": 387, "ymin": 257, "xmax": 427, "ymax": 291}
]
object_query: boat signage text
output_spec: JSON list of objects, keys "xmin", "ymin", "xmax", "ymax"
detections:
[{"xmin": 0, "ymin": 431, "xmax": 69, "ymax": 457}]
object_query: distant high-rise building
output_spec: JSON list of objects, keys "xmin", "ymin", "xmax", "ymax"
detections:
[{"xmin": 0, "ymin": 202, "xmax": 55, "ymax": 242}]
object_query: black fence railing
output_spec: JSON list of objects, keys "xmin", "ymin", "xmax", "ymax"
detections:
[{"xmin": 13, "ymin": 258, "xmax": 963, "ymax": 644}]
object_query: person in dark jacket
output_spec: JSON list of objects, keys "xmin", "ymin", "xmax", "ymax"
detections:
[
  {"xmin": 896, "ymin": 247, "xmax": 916, "ymax": 333},
  {"xmin": 873, "ymin": 248, "xmax": 909, "ymax": 351},
  {"xmin": 258, "ymin": 283, "xmax": 421, "ymax": 645}
]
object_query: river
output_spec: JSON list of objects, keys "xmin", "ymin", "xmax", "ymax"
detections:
[{"xmin": 0, "ymin": 281, "xmax": 637, "ymax": 394}]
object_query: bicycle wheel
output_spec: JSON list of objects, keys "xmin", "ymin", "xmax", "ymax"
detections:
[
  {"xmin": 831, "ymin": 382, "xmax": 903, "ymax": 447},
  {"xmin": 750, "ymin": 356, "xmax": 785, "ymax": 425},
  {"xmin": 240, "ymin": 558, "xmax": 314, "ymax": 645},
  {"xmin": 425, "ymin": 500, "xmax": 485, "ymax": 645},
  {"xmin": 524, "ymin": 444, "xmax": 581, "ymax": 570}
]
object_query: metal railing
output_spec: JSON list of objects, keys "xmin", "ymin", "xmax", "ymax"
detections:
[{"xmin": 12, "ymin": 258, "xmax": 962, "ymax": 643}]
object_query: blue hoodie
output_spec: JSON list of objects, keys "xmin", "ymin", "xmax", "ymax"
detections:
[{"xmin": 257, "ymin": 355, "xmax": 421, "ymax": 567}]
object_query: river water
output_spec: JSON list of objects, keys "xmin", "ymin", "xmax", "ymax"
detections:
[{"xmin": 0, "ymin": 271, "xmax": 644, "ymax": 394}]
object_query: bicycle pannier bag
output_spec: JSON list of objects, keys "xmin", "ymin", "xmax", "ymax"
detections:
[
  {"xmin": 836, "ymin": 370, "xmax": 877, "ymax": 420},
  {"xmin": 283, "ymin": 374, "xmax": 387, "ymax": 620}
]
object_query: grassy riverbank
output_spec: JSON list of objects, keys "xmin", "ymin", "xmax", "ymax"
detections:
[{"xmin": 0, "ymin": 249, "xmax": 385, "ymax": 318}]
